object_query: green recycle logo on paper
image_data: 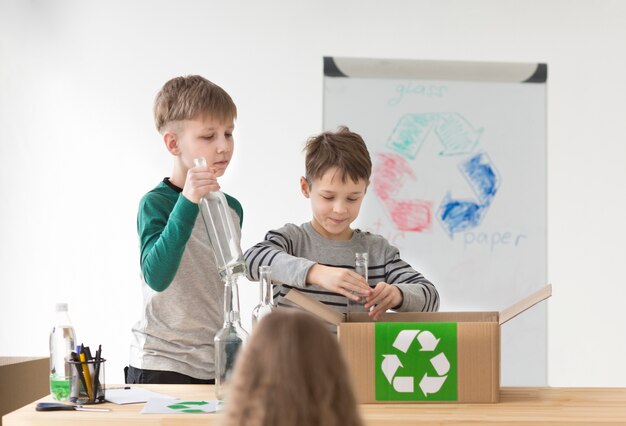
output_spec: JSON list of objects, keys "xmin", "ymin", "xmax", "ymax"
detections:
[
  {"xmin": 167, "ymin": 401, "xmax": 211, "ymax": 413},
  {"xmin": 375, "ymin": 322, "xmax": 458, "ymax": 401}
]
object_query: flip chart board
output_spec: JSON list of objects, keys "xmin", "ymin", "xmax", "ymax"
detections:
[{"xmin": 323, "ymin": 57, "xmax": 547, "ymax": 385}]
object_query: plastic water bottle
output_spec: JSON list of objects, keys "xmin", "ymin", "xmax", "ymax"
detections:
[{"xmin": 49, "ymin": 303, "xmax": 76, "ymax": 401}]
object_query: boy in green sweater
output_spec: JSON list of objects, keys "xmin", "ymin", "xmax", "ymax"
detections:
[{"xmin": 128, "ymin": 75, "xmax": 243, "ymax": 384}]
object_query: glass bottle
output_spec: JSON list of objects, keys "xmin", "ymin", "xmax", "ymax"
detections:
[
  {"xmin": 49, "ymin": 303, "xmax": 77, "ymax": 401},
  {"xmin": 193, "ymin": 157, "xmax": 249, "ymax": 401},
  {"xmin": 348, "ymin": 252, "xmax": 369, "ymax": 314},
  {"xmin": 194, "ymin": 158, "xmax": 246, "ymax": 280},
  {"xmin": 251, "ymin": 266, "xmax": 275, "ymax": 328},
  {"xmin": 214, "ymin": 275, "xmax": 249, "ymax": 400}
]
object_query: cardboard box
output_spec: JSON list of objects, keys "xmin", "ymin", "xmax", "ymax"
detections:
[
  {"xmin": 0, "ymin": 357, "xmax": 49, "ymax": 425},
  {"xmin": 285, "ymin": 284, "xmax": 551, "ymax": 403}
]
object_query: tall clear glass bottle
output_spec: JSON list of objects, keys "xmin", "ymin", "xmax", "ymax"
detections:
[
  {"xmin": 214, "ymin": 275, "xmax": 248, "ymax": 400},
  {"xmin": 49, "ymin": 303, "xmax": 76, "ymax": 401},
  {"xmin": 348, "ymin": 252, "xmax": 369, "ymax": 314},
  {"xmin": 194, "ymin": 158, "xmax": 246, "ymax": 279},
  {"xmin": 194, "ymin": 158, "xmax": 248, "ymax": 401},
  {"xmin": 251, "ymin": 265, "xmax": 275, "ymax": 328}
]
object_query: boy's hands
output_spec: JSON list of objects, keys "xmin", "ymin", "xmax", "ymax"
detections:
[
  {"xmin": 364, "ymin": 283, "xmax": 403, "ymax": 321},
  {"xmin": 182, "ymin": 163, "xmax": 220, "ymax": 204},
  {"xmin": 307, "ymin": 264, "xmax": 371, "ymax": 301},
  {"xmin": 306, "ymin": 266, "xmax": 403, "ymax": 320}
]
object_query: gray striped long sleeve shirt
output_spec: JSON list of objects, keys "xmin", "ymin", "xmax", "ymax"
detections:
[{"xmin": 244, "ymin": 222, "xmax": 439, "ymax": 315}]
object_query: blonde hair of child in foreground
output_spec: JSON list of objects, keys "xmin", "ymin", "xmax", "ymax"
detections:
[{"xmin": 221, "ymin": 309, "xmax": 364, "ymax": 426}]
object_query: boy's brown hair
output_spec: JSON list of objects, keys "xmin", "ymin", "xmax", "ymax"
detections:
[
  {"xmin": 153, "ymin": 75, "xmax": 237, "ymax": 134},
  {"xmin": 304, "ymin": 126, "xmax": 372, "ymax": 185},
  {"xmin": 222, "ymin": 310, "xmax": 364, "ymax": 426}
]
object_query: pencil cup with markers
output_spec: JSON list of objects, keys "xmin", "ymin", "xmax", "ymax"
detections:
[{"xmin": 68, "ymin": 357, "xmax": 106, "ymax": 404}]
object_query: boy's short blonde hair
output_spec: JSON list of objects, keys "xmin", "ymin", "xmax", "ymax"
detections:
[
  {"xmin": 304, "ymin": 126, "xmax": 372, "ymax": 185},
  {"xmin": 153, "ymin": 75, "xmax": 237, "ymax": 133}
]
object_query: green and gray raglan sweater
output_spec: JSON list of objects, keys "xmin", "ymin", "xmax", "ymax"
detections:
[{"xmin": 129, "ymin": 178, "xmax": 243, "ymax": 380}]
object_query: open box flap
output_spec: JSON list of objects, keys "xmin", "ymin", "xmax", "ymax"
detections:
[
  {"xmin": 286, "ymin": 284, "xmax": 552, "ymax": 327},
  {"xmin": 285, "ymin": 289, "xmax": 345, "ymax": 326},
  {"xmin": 499, "ymin": 284, "xmax": 552, "ymax": 325}
]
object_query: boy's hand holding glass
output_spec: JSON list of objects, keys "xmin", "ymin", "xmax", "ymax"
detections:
[
  {"xmin": 307, "ymin": 264, "xmax": 371, "ymax": 301},
  {"xmin": 183, "ymin": 158, "xmax": 220, "ymax": 203},
  {"xmin": 364, "ymin": 283, "xmax": 403, "ymax": 320}
]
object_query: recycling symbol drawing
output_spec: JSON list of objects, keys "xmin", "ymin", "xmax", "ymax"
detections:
[
  {"xmin": 375, "ymin": 322, "xmax": 458, "ymax": 401},
  {"xmin": 372, "ymin": 112, "xmax": 501, "ymax": 238}
]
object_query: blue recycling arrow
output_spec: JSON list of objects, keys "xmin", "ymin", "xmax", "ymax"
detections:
[
  {"xmin": 438, "ymin": 194, "xmax": 486, "ymax": 238},
  {"xmin": 460, "ymin": 152, "xmax": 500, "ymax": 206},
  {"xmin": 438, "ymin": 153, "xmax": 500, "ymax": 238}
]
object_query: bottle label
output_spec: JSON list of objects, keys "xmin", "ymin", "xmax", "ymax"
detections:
[{"xmin": 50, "ymin": 374, "xmax": 71, "ymax": 401}]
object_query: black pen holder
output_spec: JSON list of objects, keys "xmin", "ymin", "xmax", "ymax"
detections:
[{"xmin": 67, "ymin": 358, "xmax": 106, "ymax": 404}]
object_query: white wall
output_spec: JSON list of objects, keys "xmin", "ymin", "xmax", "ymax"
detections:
[{"xmin": 1, "ymin": 0, "xmax": 625, "ymax": 387}]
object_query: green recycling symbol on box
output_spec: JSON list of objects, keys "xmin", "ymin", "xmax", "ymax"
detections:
[{"xmin": 375, "ymin": 322, "xmax": 458, "ymax": 401}]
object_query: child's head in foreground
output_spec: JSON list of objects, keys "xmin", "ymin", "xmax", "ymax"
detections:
[{"xmin": 222, "ymin": 309, "xmax": 363, "ymax": 426}]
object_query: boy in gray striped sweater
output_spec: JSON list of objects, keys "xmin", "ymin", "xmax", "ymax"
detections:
[{"xmin": 244, "ymin": 126, "xmax": 439, "ymax": 321}]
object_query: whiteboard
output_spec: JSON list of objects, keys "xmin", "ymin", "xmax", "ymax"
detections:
[{"xmin": 323, "ymin": 57, "xmax": 547, "ymax": 386}]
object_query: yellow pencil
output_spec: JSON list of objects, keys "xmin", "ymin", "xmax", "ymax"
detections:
[{"xmin": 79, "ymin": 351, "xmax": 93, "ymax": 401}]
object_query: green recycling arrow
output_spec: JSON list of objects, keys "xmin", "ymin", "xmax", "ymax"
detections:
[{"xmin": 167, "ymin": 401, "xmax": 209, "ymax": 413}]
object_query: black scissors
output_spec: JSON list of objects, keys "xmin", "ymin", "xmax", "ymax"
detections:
[{"xmin": 36, "ymin": 402, "xmax": 111, "ymax": 412}]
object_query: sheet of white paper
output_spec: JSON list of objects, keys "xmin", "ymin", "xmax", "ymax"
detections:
[
  {"xmin": 141, "ymin": 397, "xmax": 221, "ymax": 414},
  {"xmin": 105, "ymin": 387, "xmax": 177, "ymax": 405}
]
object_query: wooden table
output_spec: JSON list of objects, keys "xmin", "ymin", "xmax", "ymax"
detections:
[{"xmin": 4, "ymin": 385, "xmax": 626, "ymax": 425}]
